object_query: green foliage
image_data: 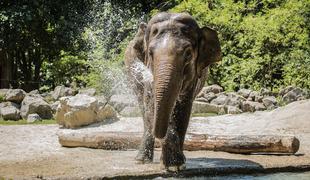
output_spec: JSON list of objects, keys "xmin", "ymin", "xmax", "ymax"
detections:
[
  {"xmin": 0, "ymin": 95, "xmax": 4, "ymax": 103},
  {"xmin": 171, "ymin": 0, "xmax": 310, "ymax": 91},
  {"xmin": 41, "ymin": 51, "xmax": 89, "ymax": 91}
]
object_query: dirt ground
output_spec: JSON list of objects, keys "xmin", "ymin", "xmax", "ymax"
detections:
[{"xmin": 1, "ymin": 100, "xmax": 310, "ymax": 179}]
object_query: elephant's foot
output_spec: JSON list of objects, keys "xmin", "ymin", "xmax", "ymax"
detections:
[
  {"xmin": 160, "ymin": 132, "xmax": 186, "ymax": 171},
  {"xmin": 135, "ymin": 133, "xmax": 155, "ymax": 164},
  {"xmin": 135, "ymin": 149, "xmax": 153, "ymax": 164}
]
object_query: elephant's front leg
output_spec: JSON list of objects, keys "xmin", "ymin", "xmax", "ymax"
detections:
[
  {"xmin": 135, "ymin": 85, "xmax": 155, "ymax": 163},
  {"xmin": 160, "ymin": 96, "xmax": 193, "ymax": 171}
]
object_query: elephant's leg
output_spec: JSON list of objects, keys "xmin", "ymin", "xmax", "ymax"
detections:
[
  {"xmin": 135, "ymin": 84, "xmax": 155, "ymax": 163},
  {"xmin": 161, "ymin": 94, "xmax": 194, "ymax": 171}
]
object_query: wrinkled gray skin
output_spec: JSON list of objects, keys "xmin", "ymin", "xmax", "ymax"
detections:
[{"xmin": 125, "ymin": 12, "xmax": 221, "ymax": 171}]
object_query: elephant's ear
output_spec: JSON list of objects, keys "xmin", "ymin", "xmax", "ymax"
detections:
[
  {"xmin": 197, "ymin": 27, "xmax": 221, "ymax": 77},
  {"xmin": 131, "ymin": 22, "xmax": 147, "ymax": 62}
]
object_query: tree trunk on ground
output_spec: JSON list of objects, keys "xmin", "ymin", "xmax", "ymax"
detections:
[{"xmin": 58, "ymin": 132, "xmax": 300, "ymax": 154}]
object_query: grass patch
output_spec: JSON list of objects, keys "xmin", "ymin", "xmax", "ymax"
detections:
[
  {"xmin": 0, "ymin": 119, "xmax": 56, "ymax": 125},
  {"xmin": 191, "ymin": 113, "xmax": 218, "ymax": 117}
]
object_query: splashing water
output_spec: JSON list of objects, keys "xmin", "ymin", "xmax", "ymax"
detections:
[
  {"xmin": 130, "ymin": 59, "xmax": 154, "ymax": 85},
  {"xmin": 83, "ymin": 0, "xmax": 148, "ymax": 100}
]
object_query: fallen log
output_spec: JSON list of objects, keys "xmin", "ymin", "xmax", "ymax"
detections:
[{"xmin": 58, "ymin": 131, "xmax": 299, "ymax": 154}]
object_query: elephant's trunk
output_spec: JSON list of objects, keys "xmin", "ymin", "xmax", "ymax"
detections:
[{"xmin": 153, "ymin": 63, "xmax": 181, "ymax": 139}]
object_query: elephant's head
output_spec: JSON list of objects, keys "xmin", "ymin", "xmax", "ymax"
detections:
[{"xmin": 132, "ymin": 12, "xmax": 221, "ymax": 139}]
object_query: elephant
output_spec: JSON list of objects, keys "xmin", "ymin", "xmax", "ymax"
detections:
[{"xmin": 124, "ymin": 12, "xmax": 221, "ymax": 171}]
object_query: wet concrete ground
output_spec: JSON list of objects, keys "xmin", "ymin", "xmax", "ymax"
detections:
[{"xmin": 1, "ymin": 100, "xmax": 310, "ymax": 179}]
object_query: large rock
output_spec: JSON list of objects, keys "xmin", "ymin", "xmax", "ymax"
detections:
[
  {"xmin": 238, "ymin": 89, "xmax": 252, "ymax": 99},
  {"xmin": 20, "ymin": 95, "xmax": 53, "ymax": 119},
  {"xmin": 262, "ymin": 96, "xmax": 277, "ymax": 110},
  {"xmin": 192, "ymin": 101, "xmax": 223, "ymax": 114},
  {"xmin": 226, "ymin": 105, "xmax": 243, "ymax": 114},
  {"xmin": 5, "ymin": 89, "xmax": 26, "ymax": 103},
  {"xmin": 224, "ymin": 92, "xmax": 245, "ymax": 108},
  {"xmin": 0, "ymin": 102, "xmax": 21, "ymax": 120},
  {"xmin": 52, "ymin": 86, "xmax": 76, "ymax": 100},
  {"xmin": 97, "ymin": 104, "xmax": 119, "ymax": 120},
  {"xmin": 210, "ymin": 94, "xmax": 227, "ymax": 106},
  {"xmin": 241, "ymin": 101, "xmax": 266, "ymax": 112},
  {"xmin": 0, "ymin": 89, "xmax": 9, "ymax": 98},
  {"xmin": 248, "ymin": 91, "xmax": 263, "ymax": 102},
  {"xmin": 56, "ymin": 94, "xmax": 118, "ymax": 128},
  {"xmin": 199, "ymin": 85, "xmax": 223, "ymax": 96},
  {"xmin": 27, "ymin": 113, "xmax": 42, "ymax": 123},
  {"xmin": 78, "ymin": 88, "xmax": 97, "ymax": 96}
]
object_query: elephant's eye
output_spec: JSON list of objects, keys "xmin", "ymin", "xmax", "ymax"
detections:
[
  {"xmin": 152, "ymin": 28, "xmax": 158, "ymax": 36},
  {"xmin": 184, "ymin": 48, "xmax": 193, "ymax": 62}
]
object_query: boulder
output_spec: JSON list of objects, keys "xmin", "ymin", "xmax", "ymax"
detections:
[
  {"xmin": 226, "ymin": 105, "xmax": 242, "ymax": 114},
  {"xmin": 262, "ymin": 96, "xmax": 277, "ymax": 110},
  {"xmin": 0, "ymin": 102, "xmax": 21, "ymax": 120},
  {"xmin": 224, "ymin": 92, "xmax": 245, "ymax": 108},
  {"xmin": 192, "ymin": 101, "xmax": 223, "ymax": 114},
  {"xmin": 52, "ymin": 86, "xmax": 76, "ymax": 100},
  {"xmin": 51, "ymin": 101, "xmax": 60, "ymax": 114},
  {"xmin": 248, "ymin": 91, "xmax": 263, "ymax": 102},
  {"xmin": 203, "ymin": 92, "xmax": 217, "ymax": 102},
  {"xmin": 97, "ymin": 104, "xmax": 118, "ymax": 121},
  {"xmin": 260, "ymin": 88, "xmax": 272, "ymax": 97},
  {"xmin": 56, "ymin": 94, "xmax": 118, "ymax": 128},
  {"xmin": 241, "ymin": 101, "xmax": 266, "ymax": 112},
  {"xmin": 238, "ymin": 89, "xmax": 252, "ymax": 99},
  {"xmin": 78, "ymin": 88, "xmax": 96, "ymax": 96},
  {"xmin": 5, "ymin": 89, "xmax": 26, "ymax": 103},
  {"xmin": 0, "ymin": 89, "xmax": 9, "ymax": 98},
  {"xmin": 210, "ymin": 94, "xmax": 227, "ymax": 106},
  {"xmin": 20, "ymin": 95, "xmax": 53, "ymax": 119},
  {"xmin": 27, "ymin": 113, "xmax": 42, "ymax": 123},
  {"xmin": 200, "ymin": 84, "xmax": 223, "ymax": 95},
  {"xmin": 119, "ymin": 106, "xmax": 141, "ymax": 117},
  {"xmin": 279, "ymin": 86, "xmax": 295, "ymax": 97},
  {"xmin": 28, "ymin": 90, "xmax": 40, "ymax": 95}
]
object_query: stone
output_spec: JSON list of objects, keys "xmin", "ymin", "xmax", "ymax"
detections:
[
  {"xmin": 282, "ymin": 91, "xmax": 298, "ymax": 103},
  {"xmin": 78, "ymin": 88, "xmax": 96, "ymax": 96},
  {"xmin": 262, "ymin": 96, "xmax": 277, "ymax": 110},
  {"xmin": 210, "ymin": 94, "xmax": 227, "ymax": 106},
  {"xmin": 224, "ymin": 92, "xmax": 245, "ymax": 108},
  {"xmin": 238, "ymin": 89, "xmax": 252, "ymax": 99},
  {"xmin": 192, "ymin": 101, "xmax": 223, "ymax": 114},
  {"xmin": 52, "ymin": 86, "xmax": 76, "ymax": 100},
  {"xmin": 20, "ymin": 95, "xmax": 53, "ymax": 119},
  {"xmin": 279, "ymin": 86, "xmax": 295, "ymax": 97},
  {"xmin": 241, "ymin": 101, "xmax": 266, "ymax": 112},
  {"xmin": 27, "ymin": 113, "xmax": 42, "ymax": 123},
  {"xmin": 5, "ymin": 89, "xmax": 26, "ymax": 103},
  {"xmin": 51, "ymin": 101, "xmax": 60, "ymax": 114},
  {"xmin": 226, "ymin": 106, "xmax": 242, "ymax": 114},
  {"xmin": 260, "ymin": 88, "xmax": 272, "ymax": 97},
  {"xmin": 56, "ymin": 94, "xmax": 117, "ymax": 128},
  {"xmin": 195, "ymin": 97, "xmax": 209, "ymax": 103},
  {"xmin": 97, "ymin": 104, "xmax": 119, "ymax": 121},
  {"xmin": 28, "ymin": 90, "xmax": 40, "ymax": 95},
  {"xmin": 119, "ymin": 106, "xmax": 141, "ymax": 117},
  {"xmin": 203, "ymin": 92, "xmax": 217, "ymax": 102},
  {"xmin": 0, "ymin": 102, "xmax": 21, "ymax": 120},
  {"xmin": 248, "ymin": 91, "xmax": 261, "ymax": 102},
  {"xmin": 0, "ymin": 89, "xmax": 9, "ymax": 97},
  {"xmin": 200, "ymin": 84, "xmax": 223, "ymax": 95}
]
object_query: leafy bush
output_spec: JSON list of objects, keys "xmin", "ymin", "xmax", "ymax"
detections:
[{"xmin": 171, "ymin": 0, "xmax": 310, "ymax": 91}]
